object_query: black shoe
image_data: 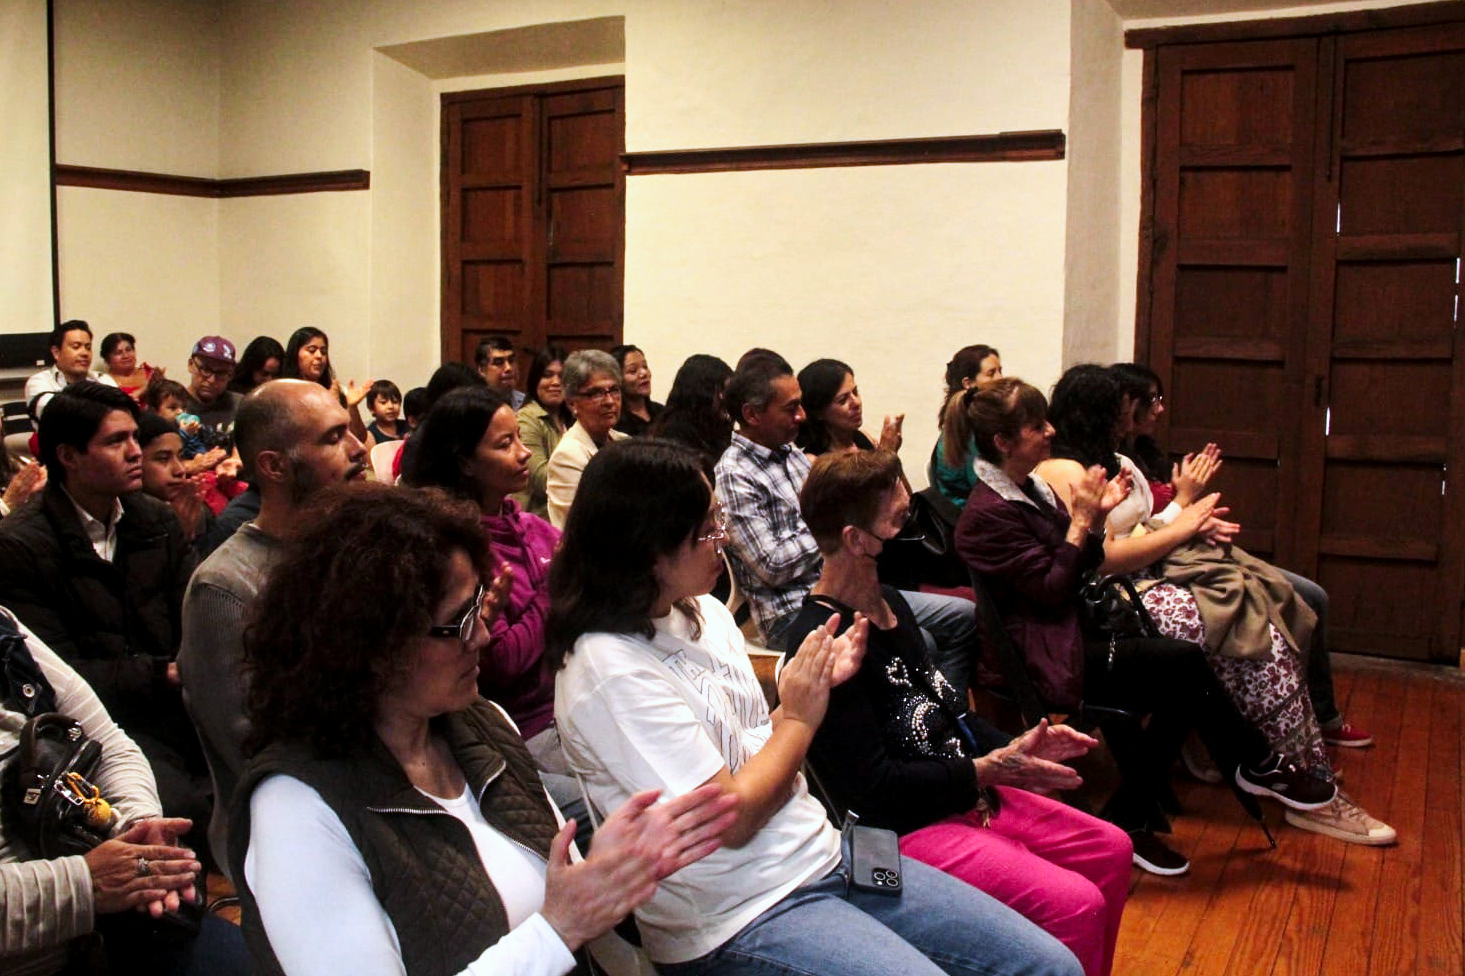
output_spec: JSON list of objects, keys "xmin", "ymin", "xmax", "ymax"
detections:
[
  {"xmin": 1235, "ymin": 753, "xmax": 1337, "ymax": 811},
  {"xmin": 1129, "ymin": 830, "xmax": 1189, "ymax": 876}
]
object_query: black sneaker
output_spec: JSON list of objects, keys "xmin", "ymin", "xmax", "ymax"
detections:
[
  {"xmin": 1129, "ymin": 830, "xmax": 1189, "ymax": 876},
  {"xmin": 1235, "ymin": 753, "xmax": 1337, "ymax": 811}
]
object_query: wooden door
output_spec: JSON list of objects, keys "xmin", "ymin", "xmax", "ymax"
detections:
[
  {"xmin": 1147, "ymin": 38, "xmax": 1321, "ymax": 564},
  {"xmin": 1142, "ymin": 24, "xmax": 1465, "ymax": 663},
  {"xmin": 1295, "ymin": 24, "xmax": 1465, "ymax": 660},
  {"xmin": 441, "ymin": 78, "xmax": 624, "ymax": 373}
]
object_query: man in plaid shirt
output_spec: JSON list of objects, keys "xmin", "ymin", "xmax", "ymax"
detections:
[{"xmin": 715, "ymin": 355, "xmax": 979, "ymax": 696}]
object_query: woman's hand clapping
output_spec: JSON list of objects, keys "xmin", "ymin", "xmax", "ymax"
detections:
[
  {"xmin": 778, "ymin": 613, "xmax": 866, "ymax": 729},
  {"xmin": 1173, "ymin": 443, "xmax": 1223, "ymax": 507},
  {"xmin": 973, "ymin": 719, "xmax": 1095, "ymax": 793},
  {"xmin": 540, "ymin": 784, "xmax": 738, "ymax": 951}
]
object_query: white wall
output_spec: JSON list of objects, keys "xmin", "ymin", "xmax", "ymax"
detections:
[
  {"xmin": 1063, "ymin": 0, "xmax": 1124, "ymax": 368},
  {"xmin": 0, "ymin": 0, "xmax": 55, "ymax": 334}
]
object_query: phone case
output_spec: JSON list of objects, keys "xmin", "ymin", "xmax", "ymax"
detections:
[{"xmin": 848, "ymin": 823, "xmax": 903, "ymax": 895}]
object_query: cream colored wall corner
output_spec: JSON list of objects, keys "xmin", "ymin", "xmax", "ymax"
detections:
[
  {"xmin": 1063, "ymin": 0, "xmax": 1124, "ymax": 369},
  {"xmin": 0, "ymin": 0, "xmax": 55, "ymax": 334}
]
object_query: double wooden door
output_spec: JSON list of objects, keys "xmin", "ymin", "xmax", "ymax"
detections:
[
  {"xmin": 441, "ymin": 77, "xmax": 625, "ymax": 372},
  {"xmin": 1141, "ymin": 23, "xmax": 1465, "ymax": 662}
]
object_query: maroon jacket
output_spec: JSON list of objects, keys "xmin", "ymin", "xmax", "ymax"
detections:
[{"xmin": 954, "ymin": 462, "xmax": 1104, "ymax": 709}]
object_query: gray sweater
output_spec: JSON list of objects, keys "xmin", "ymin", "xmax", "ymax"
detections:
[{"xmin": 0, "ymin": 611, "xmax": 161, "ymax": 976}]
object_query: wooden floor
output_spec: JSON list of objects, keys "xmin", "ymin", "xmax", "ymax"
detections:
[{"xmin": 1112, "ymin": 655, "xmax": 1465, "ymax": 976}]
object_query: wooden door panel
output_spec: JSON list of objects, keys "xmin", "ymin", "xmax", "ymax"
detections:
[
  {"xmin": 1317, "ymin": 556, "xmax": 1437, "ymax": 657},
  {"xmin": 1175, "ymin": 266, "xmax": 1289, "ymax": 342},
  {"xmin": 443, "ymin": 79, "xmax": 624, "ymax": 368},
  {"xmin": 1339, "ymin": 155, "xmax": 1463, "ymax": 235},
  {"xmin": 1334, "ymin": 259, "xmax": 1457, "ymax": 349}
]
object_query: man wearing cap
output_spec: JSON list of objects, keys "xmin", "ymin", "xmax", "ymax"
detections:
[
  {"xmin": 24, "ymin": 319, "xmax": 119, "ymax": 416},
  {"xmin": 182, "ymin": 335, "xmax": 242, "ymax": 453}
]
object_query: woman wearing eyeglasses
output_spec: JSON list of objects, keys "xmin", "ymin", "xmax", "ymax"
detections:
[
  {"xmin": 231, "ymin": 483, "xmax": 738, "ymax": 976},
  {"xmin": 403, "ymin": 386, "xmax": 584, "ymax": 824},
  {"xmin": 549, "ymin": 439, "xmax": 1081, "ymax": 976},
  {"xmin": 544, "ymin": 349, "xmax": 629, "ymax": 528}
]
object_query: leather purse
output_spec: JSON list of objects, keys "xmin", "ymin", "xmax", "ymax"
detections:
[
  {"xmin": 8, "ymin": 712, "xmax": 117, "ymax": 857},
  {"xmin": 1078, "ymin": 574, "xmax": 1159, "ymax": 640}
]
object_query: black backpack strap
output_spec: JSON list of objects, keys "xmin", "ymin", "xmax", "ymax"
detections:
[{"xmin": 0, "ymin": 613, "xmax": 57, "ymax": 717}]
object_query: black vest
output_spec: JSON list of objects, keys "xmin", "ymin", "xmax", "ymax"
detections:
[{"xmin": 230, "ymin": 700, "xmax": 560, "ymax": 976}]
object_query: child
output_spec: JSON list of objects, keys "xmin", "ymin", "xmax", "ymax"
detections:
[
  {"xmin": 141, "ymin": 378, "xmax": 213, "ymax": 454},
  {"xmin": 365, "ymin": 379, "xmax": 406, "ymax": 442},
  {"xmin": 402, "ymin": 386, "xmax": 428, "ymax": 434}
]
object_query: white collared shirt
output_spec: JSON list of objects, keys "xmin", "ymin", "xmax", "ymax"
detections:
[
  {"xmin": 62, "ymin": 486, "xmax": 124, "ymax": 562},
  {"xmin": 24, "ymin": 367, "xmax": 119, "ymax": 416}
]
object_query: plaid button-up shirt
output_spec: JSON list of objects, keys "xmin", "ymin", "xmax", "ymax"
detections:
[{"xmin": 715, "ymin": 432, "xmax": 822, "ymax": 643}]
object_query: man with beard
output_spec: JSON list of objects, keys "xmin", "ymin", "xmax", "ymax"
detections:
[{"xmin": 177, "ymin": 379, "xmax": 367, "ymax": 874}]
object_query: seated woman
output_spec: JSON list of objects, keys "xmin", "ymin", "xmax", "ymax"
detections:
[
  {"xmin": 514, "ymin": 345, "xmax": 572, "ymax": 517},
  {"xmin": 403, "ymin": 387, "xmax": 582, "ymax": 823},
  {"xmin": 933, "ymin": 344, "xmax": 1004, "ymax": 508},
  {"xmin": 647, "ymin": 354, "xmax": 734, "ymax": 477},
  {"xmin": 1, "ymin": 607, "xmax": 245, "ymax": 976},
  {"xmin": 795, "ymin": 358, "xmax": 902, "ymax": 458},
  {"xmin": 786, "ymin": 449, "xmax": 1131, "ymax": 976},
  {"xmin": 545, "ymin": 349, "xmax": 629, "ymax": 528},
  {"xmin": 952, "ymin": 378, "xmax": 1330, "ymax": 875},
  {"xmin": 548, "ymin": 438, "xmax": 1082, "ymax": 976},
  {"xmin": 231, "ymin": 483, "xmax": 738, "ymax": 976},
  {"xmin": 611, "ymin": 344, "xmax": 663, "ymax": 437},
  {"xmin": 226, "ymin": 335, "xmax": 285, "ymax": 396},
  {"xmin": 100, "ymin": 331, "xmax": 160, "ymax": 403},
  {"xmin": 1112, "ymin": 362, "xmax": 1373, "ymax": 754},
  {"xmin": 1037, "ymin": 365, "xmax": 1392, "ymax": 847}
]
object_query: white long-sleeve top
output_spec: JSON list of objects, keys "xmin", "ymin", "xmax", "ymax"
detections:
[{"xmin": 0, "ymin": 610, "xmax": 161, "ymax": 976}]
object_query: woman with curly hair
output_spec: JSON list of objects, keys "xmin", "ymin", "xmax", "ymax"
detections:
[{"xmin": 231, "ymin": 483, "xmax": 737, "ymax": 976}]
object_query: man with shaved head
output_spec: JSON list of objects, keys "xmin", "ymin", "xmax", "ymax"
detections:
[{"xmin": 176, "ymin": 379, "xmax": 367, "ymax": 873}]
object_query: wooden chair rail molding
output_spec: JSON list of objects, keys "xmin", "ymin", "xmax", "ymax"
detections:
[
  {"xmin": 621, "ymin": 130, "xmax": 1065, "ymax": 176},
  {"xmin": 53, "ymin": 165, "xmax": 370, "ymax": 198}
]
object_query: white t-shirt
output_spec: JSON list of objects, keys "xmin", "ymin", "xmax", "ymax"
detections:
[{"xmin": 554, "ymin": 595, "xmax": 841, "ymax": 965}]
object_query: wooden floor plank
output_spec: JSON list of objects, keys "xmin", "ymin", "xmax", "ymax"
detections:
[
  {"xmin": 1110, "ymin": 659, "xmax": 1463, "ymax": 976},
  {"xmin": 1366, "ymin": 671, "xmax": 1429, "ymax": 976},
  {"xmin": 1415, "ymin": 678, "xmax": 1463, "ymax": 975}
]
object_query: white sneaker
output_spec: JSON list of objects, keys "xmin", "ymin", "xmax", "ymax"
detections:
[{"xmin": 1284, "ymin": 791, "xmax": 1397, "ymax": 846}]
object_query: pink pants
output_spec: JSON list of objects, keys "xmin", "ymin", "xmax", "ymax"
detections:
[{"xmin": 899, "ymin": 787, "xmax": 1132, "ymax": 976}]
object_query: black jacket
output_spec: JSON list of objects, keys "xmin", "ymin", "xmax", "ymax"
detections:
[{"xmin": 0, "ymin": 482, "xmax": 196, "ymax": 742}]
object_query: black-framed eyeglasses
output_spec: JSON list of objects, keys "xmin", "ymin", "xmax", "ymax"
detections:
[
  {"xmin": 191, "ymin": 359, "xmax": 233, "ymax": 380},
  {"xmin": 426, "ymin": 583, "xmax": 486, "ymax": 642}
]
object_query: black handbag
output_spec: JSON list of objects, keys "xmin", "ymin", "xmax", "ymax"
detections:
[
  {"xmin": 1078, "ymin": 574, "xmax": 1160, "ymax": 640},
  {"xmin": 8, "ymin": 712, "xmax": 117, "ymax": 857},
  {"xmin": 877, "ymin": 487, "xmax": 969, "ymax": 590}
]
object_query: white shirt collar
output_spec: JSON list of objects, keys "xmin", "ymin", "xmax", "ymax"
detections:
[{"xmin": 61, "ymin": 486, "xmax": 124, "ymax": 562}]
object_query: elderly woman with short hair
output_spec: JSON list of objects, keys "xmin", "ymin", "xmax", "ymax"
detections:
[{"xmin": 544, "ymin": 349, "xmax": 629, "ymax": 528}]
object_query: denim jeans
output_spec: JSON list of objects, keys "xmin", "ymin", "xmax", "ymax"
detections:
[
  {"xmin": 900, "ymin": 588, "xmax": 978, "ymax": 702},
  {"xmin": 656, "ymin": 844, "xmax": 1081, "ymax": 976},
  {"xmin": 1274, "ymin": 568, "xmax": 1340, "ymax": 726}
]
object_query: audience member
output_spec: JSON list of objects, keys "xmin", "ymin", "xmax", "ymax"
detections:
[
  {"xmin": 137, "ymin": 412, "xmax": 214, "ymax": 558},
  {"xmin": 364, "ymin": 379, "xmax": 405, "ymax": 443},
  {"xmin": 788, "ymin": 450, "xmax": 1130, "ymax": 976},
  {"xmin": 0, "ymin": 382, "xmax": 210, "ymax": 842},
  {"xmin": 611, "ymin": 343, "xmax": 663, "ymax": 437},
  {"xmin": 141, "ymin": 377, "xmax": 190, "ymax": 421},
  {"xmin": 545, "ymin": 349, "xmax": 628, "ymax": 528},
  {"xmin": 475, "ymin": 334, "xmax": 526, "ymax": 408},
  {"xmin": 281, "ymin": 326, "xmax": 371, "ymax": 441},
  {"xmin": 177, "ymin": 379, "xmax": 368, "ymax": 873},
  {"xmin": 232, "ymin": 482, "xmax": 737, "ymax": 976},
  {"xmin": 715, "ymin": 355, "xmax": 978, "ymax": 693},
  {"xmin": 181, "ymin": 335, "xmax": 242, "ymax": 453},
  {"xmin": 796, "ymin": 358, "xmax": 902, "ymax": 458},
  {"xmin": 0, "ymin": 607, "xmax": 247, "ymax": 976},
  {"xmin": 953, "ymin": 378, "xmax": 1331, "ymax": 874},
  {"xmin": 402, "ymin": 387, "xmax": 586, "ymax": 819},
  {"xmin": 513, "ymin": 345, "xmax": 572, "ymax": 517},
  {"xmin": 0, "ymin": 439, "xmax": 46, "ymax": 518},
  {"xmin": 647, "ymin": 353, "xmax": 734, "ymax": 478},
  {"xmin": 226, "ymin": 335, "xmax": 284, "ymax": 395},
  {"xmin": 394, "ymin": 363, "xmax": 489, "ymax": 484},
  {"xmin": 550, "ymin": 439, "xmax": 1082, "ymax": 976},
  {"xmin": 1039, "ymin": 364, "xmax": 1392, "ymax": 846},
  {"xmin": 402, "ymin": 385, "xmax": 428, "ymax": 432},
  {"xmin": 933, "ymin": 343, "xmax": 1003, "ymax": 508},
  {"xmin": 1111, "ymin": 362, "xmax": 1375, "ymax": 753},
  {"xmin": 24, "ymin": 320, "xmax": 118, "ymax": 416},
  {"xmin": 99, "ymin": 331, "xmax": 161, "ymax": 402}
]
